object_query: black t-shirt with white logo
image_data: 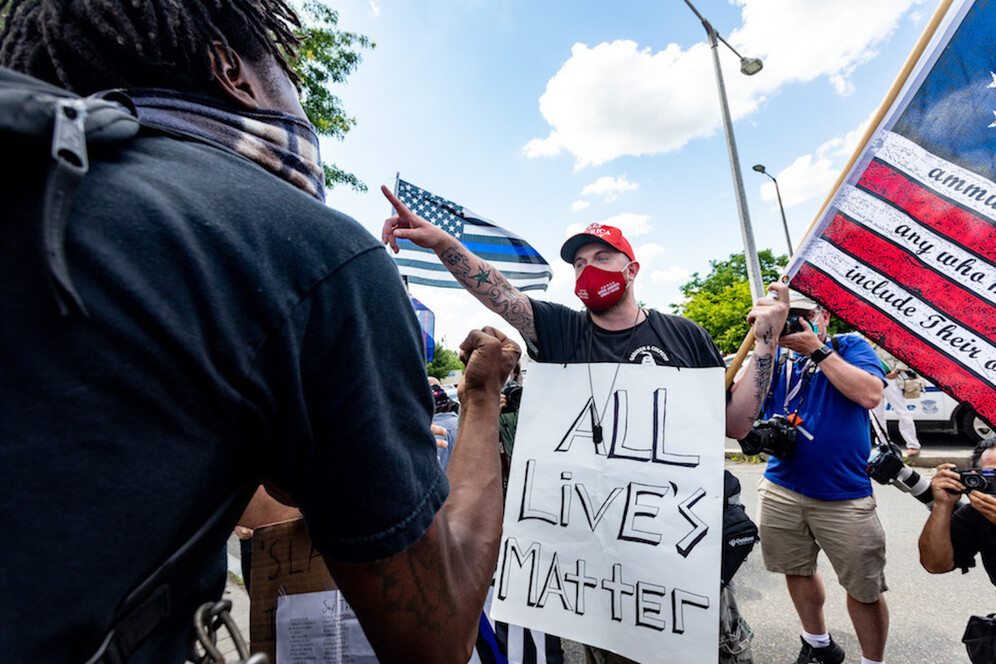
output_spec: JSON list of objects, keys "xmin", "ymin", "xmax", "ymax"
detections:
[{"xmin": 528, "ymin": 299, "xmax": 725, "ymax": 368}]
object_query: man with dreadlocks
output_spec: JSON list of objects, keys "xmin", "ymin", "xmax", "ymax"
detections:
[{"xmin": 0, "ymin": 2, "xmax": 518, "ymax": 663}]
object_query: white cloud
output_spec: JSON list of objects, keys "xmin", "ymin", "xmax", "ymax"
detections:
[
  {"xmin": 525, "ymin": 0, "xmax": 921, "ymax": 168},
  {"xmin": 571, "ymin": 200, "xmax": 591, "ymax": 212},
  {"xmin": 368, "ymin": 1, "xmax": 381, "ymax": 17},
  {"xmin": 564, "ymin": 221, "xmax": 587, "ymax": 237},
  {"xmin": 580, "ymin": 175, "xmax": 639, "ymax": 201},
  {"xmin": 650, "ymin": 266, "xmax": 693, "ymax": 283},
  {"xmin": 564, "ymin": 212, "xmax": 652, "ymax": 239},
  {"xmin": 761, "ymin": 154, "xmax": 838, "ymax": 209},
  {"xmin": 633, "ymin": 242, "xmax": 666, "ymax": 265},
  {"xmin": 759, "ymin": 114, "xmax": 873, "ymax": 208},
  {"xmin": 597, "ymin": 212, "xmax": 652, "ymax": 237}
]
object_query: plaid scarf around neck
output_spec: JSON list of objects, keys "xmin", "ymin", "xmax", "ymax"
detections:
[{"xmin": 128, "ymin": 89, "xmax": 325, "ymax": 202}]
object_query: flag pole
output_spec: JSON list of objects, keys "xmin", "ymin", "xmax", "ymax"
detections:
[
  {"xmin": 726, "ymin": 0, "xmax": 955, "ymax": 390},
  {"xmin": 393, "ymin": 172, "xmax": 409, "ymax": 292},
  {"xmin": 725, "ymin": 330, "xmax": 755, "ymax": 389}
]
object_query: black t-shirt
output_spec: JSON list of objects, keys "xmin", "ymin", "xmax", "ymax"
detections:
[
  {"xmin": 1, "ymin": 132, "xmax": 446, "ymax": 662},
  {"xmin": 951, "ymin": 502, "xmax": 996, "ymax": 586},
  {"xmin": 528, "ymin": 299, "xmax": 725, "ymax": 368}
]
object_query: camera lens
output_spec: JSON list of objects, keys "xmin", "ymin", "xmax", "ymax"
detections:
[{"xmin": 963, "ymin": 473, "xmax": 986, "ymax": 491}]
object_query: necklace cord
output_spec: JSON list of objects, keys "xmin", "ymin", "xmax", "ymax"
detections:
[{"xmin": 586, "ymin": 307, "xmax": 644, "ymax": 432}]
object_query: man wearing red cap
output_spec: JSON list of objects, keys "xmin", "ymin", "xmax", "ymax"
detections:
[
  {"xmin": 382, "ymin": 188, "xmax": 787, "ymax": 441},
  {"xmin": 382, "ymin": 189, "xmax": 788, "ymax": 663}
]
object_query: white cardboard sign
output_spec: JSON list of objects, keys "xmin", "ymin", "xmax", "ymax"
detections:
[{"xmin": 490, "ymin": 362, "xmax": 724, "ymax": 663}]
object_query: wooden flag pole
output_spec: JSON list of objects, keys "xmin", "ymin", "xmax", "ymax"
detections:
[
  {"xmin": 723, "ymin": 275, "xmax": 789, "ymax": 389},
  {"xmin": 725, "ymin": 328, "xmax": 755, "ymax": 389},
  {"xmin": 724, "ymin": 0, "xmax": 956, "ymax": 391}
]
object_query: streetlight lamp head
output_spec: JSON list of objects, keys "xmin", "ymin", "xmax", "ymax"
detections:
[
  {"xmin": 740, "ymin": 57, "xmax": 763, "ymax": 75},
  {"xmin": 752, "ymin": 164, "xmax": 766, "ymax": 173}
]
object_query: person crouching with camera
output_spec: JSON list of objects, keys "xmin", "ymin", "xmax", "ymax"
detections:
[
  {"xmin": 919, "ymin": 437, "xmax": 996, "ymax": 584},
  {"xmin": 749, "ymin": 291, "xmax": 886, "ymax": 664}
]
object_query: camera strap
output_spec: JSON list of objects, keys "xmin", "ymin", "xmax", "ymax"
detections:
[{"xmin": 782, "ymin": 353, "xmax": 817, "ymax": 419}]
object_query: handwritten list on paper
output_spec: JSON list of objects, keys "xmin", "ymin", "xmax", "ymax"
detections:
[{"xmin": 275, "ymin": 590, "xmax": 377, "ymax": 664}]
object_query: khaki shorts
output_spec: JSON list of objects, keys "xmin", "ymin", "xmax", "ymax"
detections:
[{"xmin": 757, "ymin": 477, "xmax": 887, "ymax": 603}]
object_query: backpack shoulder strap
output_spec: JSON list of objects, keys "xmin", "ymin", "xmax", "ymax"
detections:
[
  {"xmin": 0, "ymin": 67, "xmax": 139, "ymax": 316},
  {"xmin": 85, "ymin": 482, "xmax": 259, "ymax": 664}
]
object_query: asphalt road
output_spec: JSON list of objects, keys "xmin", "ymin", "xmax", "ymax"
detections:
[
  {"xmin": 559, "ymin": 431, "xmax": 989, "ymax": 664},
  {"xmin": 227, "ymin": 432, "xmax": 990, "ymax": 664},
  {"xmin": 727, "ymin": 458, "xmax": 992, "ymax": 664}
]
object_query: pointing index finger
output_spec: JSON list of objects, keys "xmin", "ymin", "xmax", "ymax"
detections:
[{"xmin": 380, "ymin": 184, "xmax": 404, "ymax": 212}]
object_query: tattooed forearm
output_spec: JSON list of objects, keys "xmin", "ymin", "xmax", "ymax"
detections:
[
  {"xmin": 758, "ymin": 327, "xmax": 775, "ymax": 346},
  {"xmin": 751, "ymin": 353, "xmax": 774, "ymax": 417},
  {"xmin": 439, "ymin": 245, "xmax": 538, "ymax": 342}
]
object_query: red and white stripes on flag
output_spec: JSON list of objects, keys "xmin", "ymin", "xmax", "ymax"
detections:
[{"xmin": 787, "ymin": 0, "xmax": 996, "ymax": 425}]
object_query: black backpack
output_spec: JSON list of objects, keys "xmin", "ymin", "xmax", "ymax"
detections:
[
  {"xmin": 0, "ymin": 66, "xmax": 139, "ymax": 317},
  {"xmin": 964, "ymin": 613, "xmax": 996, "ymax": 664},
  {"xmin": 1, "ymin": 66, "xmax": 259, "ymax": 663},
  {"xmin": 721, "ymin": 470, "xmax": 759, "ymax": 585}
]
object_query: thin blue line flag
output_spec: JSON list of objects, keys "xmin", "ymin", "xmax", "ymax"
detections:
[
  {"xmin": 410, "ymin": 295, "xmax": 435, "ymax": 362},
  {"xmin": 392, "ymin": 178, "xmax": 553, "ymax": 291}
]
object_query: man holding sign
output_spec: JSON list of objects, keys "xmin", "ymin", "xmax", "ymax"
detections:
[{"xmin": 383, "ymin": 190, "xmax": 789, "ymax": 662}]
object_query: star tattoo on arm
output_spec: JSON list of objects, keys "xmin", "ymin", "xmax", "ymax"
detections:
[{"xmin": 473, "ymin": 268, "xmax": 492, "ymax": 286}]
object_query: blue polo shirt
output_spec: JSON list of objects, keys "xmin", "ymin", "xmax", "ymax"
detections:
[{"xmin": 763, "ymin": 334, "xmax": 886, "ymax": 500}]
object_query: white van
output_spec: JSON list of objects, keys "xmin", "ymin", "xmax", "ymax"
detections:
[{"xmin": 883, "ymin": 377, "xmax": 993, "ymax": 443}]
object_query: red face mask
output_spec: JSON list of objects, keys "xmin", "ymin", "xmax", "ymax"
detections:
[{"xmin": 575, "ymin": 264, "xmax": 630, "ymax": 312}]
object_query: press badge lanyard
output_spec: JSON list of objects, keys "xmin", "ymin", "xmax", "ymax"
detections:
[{"xmin": 780, "ymin": 352, "xmax": 817, "ymax": 440}]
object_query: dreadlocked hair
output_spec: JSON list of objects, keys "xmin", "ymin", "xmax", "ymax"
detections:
[{"xmin": 0, "ymin": 0, "xmax": 303, "ymax": 97}]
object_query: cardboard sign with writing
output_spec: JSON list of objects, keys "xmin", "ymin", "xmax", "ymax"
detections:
[
  {"xmin": 249, "ymin": 518, "xmax": 337, "ymax": 661},
  {"xmin": 490, "ymin": 363, "xmax": 724, "ymax": 663}
]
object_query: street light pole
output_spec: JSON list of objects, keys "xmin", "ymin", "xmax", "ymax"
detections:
[
  {"xmin": 753, "ymin": 164, "xmax": 793, "ymax": 255},
  {"xmin": 683, "ymin": 0, "xmax": 766, "ymax": 300}
]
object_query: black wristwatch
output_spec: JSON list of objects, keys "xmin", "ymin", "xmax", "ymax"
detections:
[{"xmin": 810, "ymin": 345, "xmax": 835, "ymax": 364}]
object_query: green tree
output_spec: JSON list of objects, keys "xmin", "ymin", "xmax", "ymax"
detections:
[
  {"xmin": 293, "ymin": 1, "xmax": 373, "ymax": 192},
  {"xmin": 427, "ymin": 344, "xmax": 465, "ymax": 381},
  {"xmin": 672, "ymin": 250, "xmax": 855, "ymax": 353},
  {"xmin": 671, "ymin": 250, "xmax": 788, "ymax": 354}
]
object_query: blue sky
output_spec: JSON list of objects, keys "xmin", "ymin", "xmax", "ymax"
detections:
[{"xmin": 318, "ymin": 0, "xmax": 934, "ymax": 351}]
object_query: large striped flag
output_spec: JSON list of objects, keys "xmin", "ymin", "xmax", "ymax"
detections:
[
  {"xmin": 391, "ymin": 178, "xmax": 553, "ymax": 291},
  {"xmin": 786, "ymin": 0, "xmax": 996, "ymax": 425}
]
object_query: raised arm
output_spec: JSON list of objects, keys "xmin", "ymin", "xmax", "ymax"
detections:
[
  {"xmin": 324, "ymin": 327, "xmax": 520, "ymax": 663},
  {"xmin": 726, "ymin": 282, "xmax": 789, "ymax": 439},
  {"xmin": 381, "ymin": 185, "xmax": 537, "ymax": 343},
  {"xmin": 919, "ymin": 464, "xmax": 963, "ymax": 573}
]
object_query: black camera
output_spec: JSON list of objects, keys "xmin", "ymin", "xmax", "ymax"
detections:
[
  {"xmin": 501, "ymin": 383, "xmax": 522, "ymax": 413},
  {"xmin": 781, "ymin": 313, "xmax": 815, "ymax": 337},
  {"xmin": 954, "ymin": 468, "xmax": 996, "ymax": 494},
  {"xmin": 739, "ymin": 415, "xmax": 797, "ymax": 458},
  {"xmin": 866, "ymin": 439, "xmax": 933, "ymax": 507}
]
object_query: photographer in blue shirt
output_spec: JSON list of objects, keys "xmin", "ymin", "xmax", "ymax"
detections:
[{"xmin": 754, "ymin": 291, "xmax": 886, "ymax": 664}]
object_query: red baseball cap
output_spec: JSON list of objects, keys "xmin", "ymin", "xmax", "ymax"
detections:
[{"xmin": 560, "ymin": 223, "xmax": 635, "ymax": 263}]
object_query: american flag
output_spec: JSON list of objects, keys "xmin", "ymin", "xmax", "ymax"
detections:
[
  {"xmin": 786, "ymin": 0, "xmax": 996, "ymax": 425},
  {"xmin": 392, "ymin": 178, "xmax": 553, "ymax": 291}
]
